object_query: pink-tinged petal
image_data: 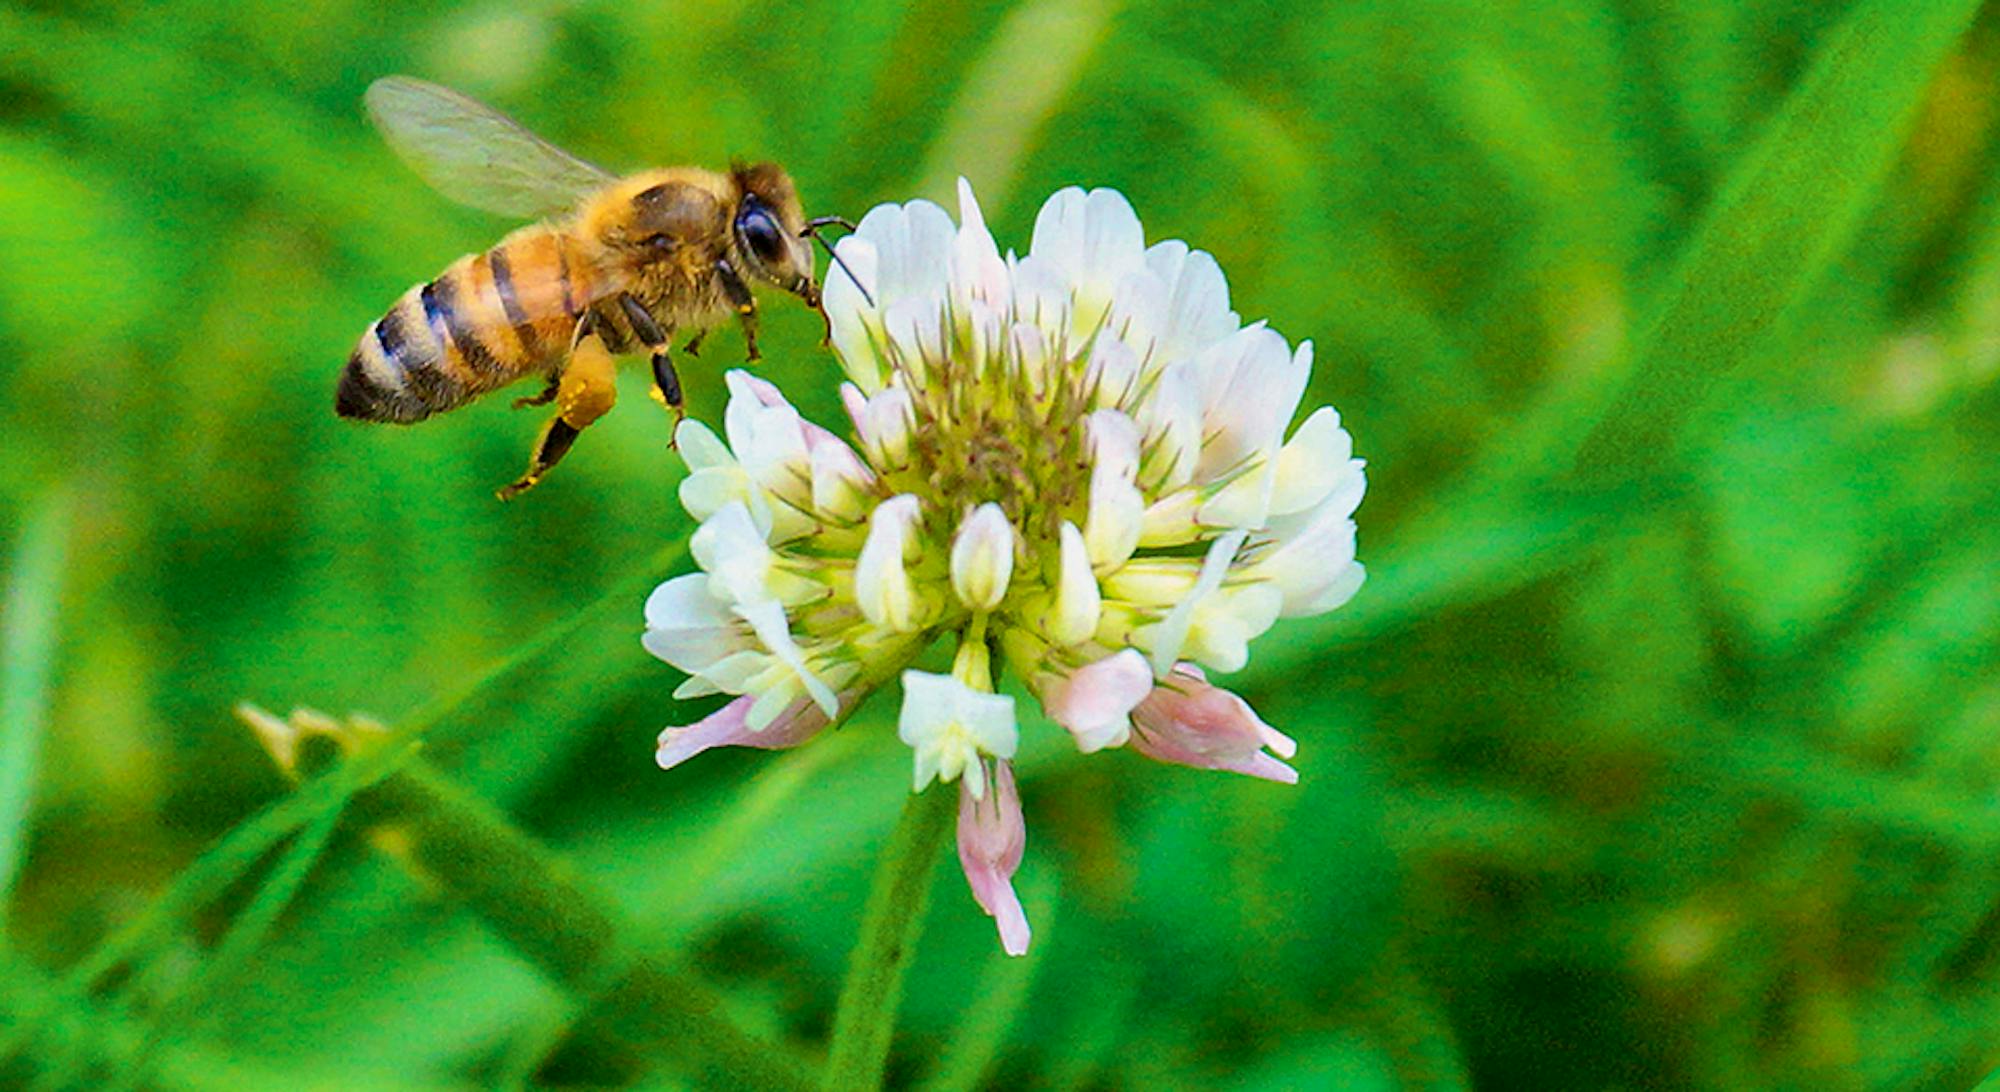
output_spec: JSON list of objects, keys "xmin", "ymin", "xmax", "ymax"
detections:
[
  {"xmin": 737, "ymin": 370, "xmax": 851, "ymax": 455},
  {"xmin": 958, "ymin": 760, "xmax": 1030, "ymax": 956},
  {"xmin": 1130, "ymin": 664, "xmax": 1298, "ymax": 784},
  {"xmin": 840, "ymin": 381, "xmax": 869, "ymax": 436},
  {"xmin": 656, "ymin": 694, "xmax": 835, "ymax": 770},
  {"xmin": 1038, "ymin": 649, "xmax": 1153, "ymax": 753}
]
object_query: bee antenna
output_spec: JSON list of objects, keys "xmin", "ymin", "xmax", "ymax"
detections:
[{"xmin": 801, "ymin": 217, "xmax": 876, "ymax": 309}]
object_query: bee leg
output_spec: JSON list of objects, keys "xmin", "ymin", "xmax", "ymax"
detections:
[
  {"xmin": 683, "ymin": 329, "xmax": 707, "ymax": 357},
  {"xmin": 652, "ymin": 352, "xmax": 683, "ymax": 412},
  {"xmin": 497, "ymin": 419, "xmax": 580, "ymax": 501},
  {"xmin": 496, "ymin": 330, "xmax": 619, "ymax": 501},
  {"xmin": 737, "ymin": 309, "xmax": 762, "ymax": 363},
  {"xmin": 510, "ymin": 376, "xmax": 559, "ymax": 410},
  {"xmin": 716, "ymin": 260, "xmax": 761, "ymax": 362},
  {"xmin": 618, "ymin": 294, "xmax": 684, "ymax": 427}
]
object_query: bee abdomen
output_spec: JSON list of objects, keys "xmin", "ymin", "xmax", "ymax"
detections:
[
  {"xmin": 336, "ymin": 296, "xmax": 449, "ymax": 423},
  {"xmin": 335, "ymin": 257, "xmax": 539, "ymax": 423}
]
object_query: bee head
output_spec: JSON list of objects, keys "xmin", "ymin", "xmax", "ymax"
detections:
[{"xmin": 730, "ymin": 162, "xmax": 818, "ymax": 305}]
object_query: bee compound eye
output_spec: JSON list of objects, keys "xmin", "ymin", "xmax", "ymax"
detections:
[{"xmin": 738, "ymin": 204, "xmax": 788, "ymax": 266}]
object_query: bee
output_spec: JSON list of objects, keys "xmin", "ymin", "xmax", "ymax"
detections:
[{"xmin": 336, "ymin": 76, "xmax": 862, "ymax": 499}]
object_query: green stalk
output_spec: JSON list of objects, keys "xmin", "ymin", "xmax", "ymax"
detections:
[
  {"xmin": 352, "ymin": 762, "xmax": 819, "ymax": 1091},
  {"xmin": 822, "ymin": 787, "xmax": 957, "ymax": 1091}
]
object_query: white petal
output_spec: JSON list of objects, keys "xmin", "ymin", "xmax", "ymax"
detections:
[
  {"xmin": 898, "ymin": 669, "xmax": 1019, "ymax": 793},
  {"xmin": 951, "ymin": 178, "xmax": 1010, "ymax": 312},
  {"xmin": 724, "ymin": 370, "xmax": 809, "ymax": 481},
  {"xmin": 643, "ymin": 572, "xmax": 727, "ymax": 631},
  {"xmin": 734, "ymin": 598, "xmax": 838, "ymax": 718},
  {"xmin": 826, "ymin": 235, "xmax": 885, "ymax": 390},
  {"xmin": 1007, "ymin": 253, "xmax": 1073, "ymax": 349},
  {"xmin": 950, "ymin": 503, "xmax": 1016, "ymax": 611},
  {"xmin": 867, "ymin": 199, "xmax": 960, "ymax": 302},
  {"xmin": 1138, "ymin": 488, "xmax": 1200, "ymax": 547},
  {"xmin": 810, "ymin": 437, "xmax": 876, "ymax": 521},
  {"xmin": 1085, "ymin": 409, "xmax": 1141, "ymax": 480},
  {"xmin": 1030, "ymin": 186, "xmax": 1147, "ymax": 336},
  {"xmin": 1101, "ymin": 558, "xmax": 1199, "ymax": 609},
  {"xmin": 1182, "ymin": 583, "xmax": 1282, "ymax": 673},
  {"xmin": 1145, "ymin": 530, "xmax": 1245, "ymax": 677},
  {"xmin": 1296, "ymin": 561, "xmax": 1366, "ymax": 616},
  {"xmin": 855, "ymin": 494, "xmax": 923, "ymax": 631},
  {"xmin": 881, "ymin": 292, "xmax": 947, "ymax": 379},
  {"xmin": 1082, "ymin": 411, "xmax": 1145, "ymax": 570},
  {"xmin": 641, "ymin": 575, "xmax": 744, "ymax": 674},
  {"xmin": 826, "ymin": 199, "xmax": 959, "ymax": 391},
  {"xmin": 1198, "ymin": 462, "xmax": 1276, "ymax": 531},
  {"xmin": 678, "ymin": 466, "xmax": 748, "ymax": 527},
  {"xmin": 685, "ymin": 648, "xmax": 764, "ymax": 695},
  {"xmin": 1084, "ymin": 462, "xmax": 1143, "ymax": 574},
  {"xmin": 1267, "ymin": 406, "xmax": 1356, "ymax": 518},
  {"xmin": 1143, "ymin": 240, "xmax": 1238, "ymax": 364},
  {"xmin": 1084, "ymin": 334, "xmax": 1141, "ymax": 410},
  {"xmin": 1048, "ymin": 521, "xmax": 1101, "ymax": 646},
  {"xmin": 1192, "ymin": 328, "xmax": 1308, "ymax": 483},
  {"xmin": 1135, "ymin": 361, "xmax": 1201, "ymax": 491},
  {"xmin": 691, "ymin": 502, "xmax": 776, "ymax": 605},
  {"xmin": 852, "ymin": 384, "xmax": 915, "ymax": 469},
  {"xmin": 675, "ymin": 418, "xmax": 734, "ymax": 473}
]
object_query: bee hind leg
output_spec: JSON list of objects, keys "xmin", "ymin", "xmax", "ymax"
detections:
[
  {"xmin": 495, "ymin": 329, "xmax": 619, "ymax": 501},
  {"xmin": 510, "ymin": 376, "xmax": 559, "ymax": 410},
  {"xmin": 497, "ymin": 419, "xmax": 581, "ymax": 501}
]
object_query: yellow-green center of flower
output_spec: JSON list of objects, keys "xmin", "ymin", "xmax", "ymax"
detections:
[{"xmin": 884, "ymin": 330, "xmax": 1097, "ymax": 560}]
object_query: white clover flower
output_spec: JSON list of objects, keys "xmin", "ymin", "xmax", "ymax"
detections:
[{"xmin": 644, "ymin": 180, "xmax": 1366, "ymax": 956}]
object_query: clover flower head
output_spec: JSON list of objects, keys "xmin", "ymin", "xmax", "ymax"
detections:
[{"xmin": 644, "ymin": 179, "xmax": 1366, "ymax": 954}]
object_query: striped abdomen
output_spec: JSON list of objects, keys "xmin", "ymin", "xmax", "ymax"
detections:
[{"xmin": 335, "ymin": 227, "xmax": 597, "ymax": 423}]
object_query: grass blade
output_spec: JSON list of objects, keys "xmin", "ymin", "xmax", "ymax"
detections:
[
  {"xmin": 0, "ymin": 490, "xmax": 69, "ymax": 941},
  {"xmin": 912, "ymin": 0, "xmax": 1118, "ymax": 208},
  {"xmin": 0, "ymin": 542, "xmax": 685, "ymax": 1072},
  {"xmin": 1568, "ymin": 0, "xmax": 1984, "ymax": 483},
  {"xmin": 355, "ymin": 763, "xmax": 819, "ymax": 1091},
  {"xmin": 100, "ymin": 802, "xmax": 348, "ymax": 1092},
  {"xmin": 1266, "ymin": 0, "xmax": 1982, "ymax": 664}
]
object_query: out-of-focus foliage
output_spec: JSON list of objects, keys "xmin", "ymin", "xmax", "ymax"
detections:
[{"xmin": 3, "ymin": 0, "xmax": 2000, "ymax": 1087}]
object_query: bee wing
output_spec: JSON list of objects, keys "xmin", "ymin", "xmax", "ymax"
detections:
[{"xmin": 365, "ymin": 76, "xmax": 614, "ymax": 219}]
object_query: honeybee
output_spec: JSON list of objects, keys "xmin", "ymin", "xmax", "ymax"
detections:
[{"xmin": 336, "ymin": 76, "xmax": 860, "ymax": 499}]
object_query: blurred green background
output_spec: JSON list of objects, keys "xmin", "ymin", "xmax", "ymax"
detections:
[{"xmin": 4, "ymin": 0, "xmax": 2000, "ymax": 1087}]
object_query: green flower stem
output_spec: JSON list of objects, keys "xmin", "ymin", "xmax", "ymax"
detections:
[
  {"xmin": 352, "ymin": 761, "xmax": 817, "ymax": 1091},
  {"xmin": 823, "ymin": 786, "xmax": 957, "ymax": 1091}
]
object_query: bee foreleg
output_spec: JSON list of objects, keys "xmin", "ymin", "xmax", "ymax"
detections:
[
  {"xmin": 618, "ymin": 294, "xmax": 684, "ymax": 421},
  {"xmin": 715, "ymin": 260, "xmax": 761, "ymax": 362},
  {"xmin": 496, "ymin": 330, "xmax": 619, "ymax": 501}
]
